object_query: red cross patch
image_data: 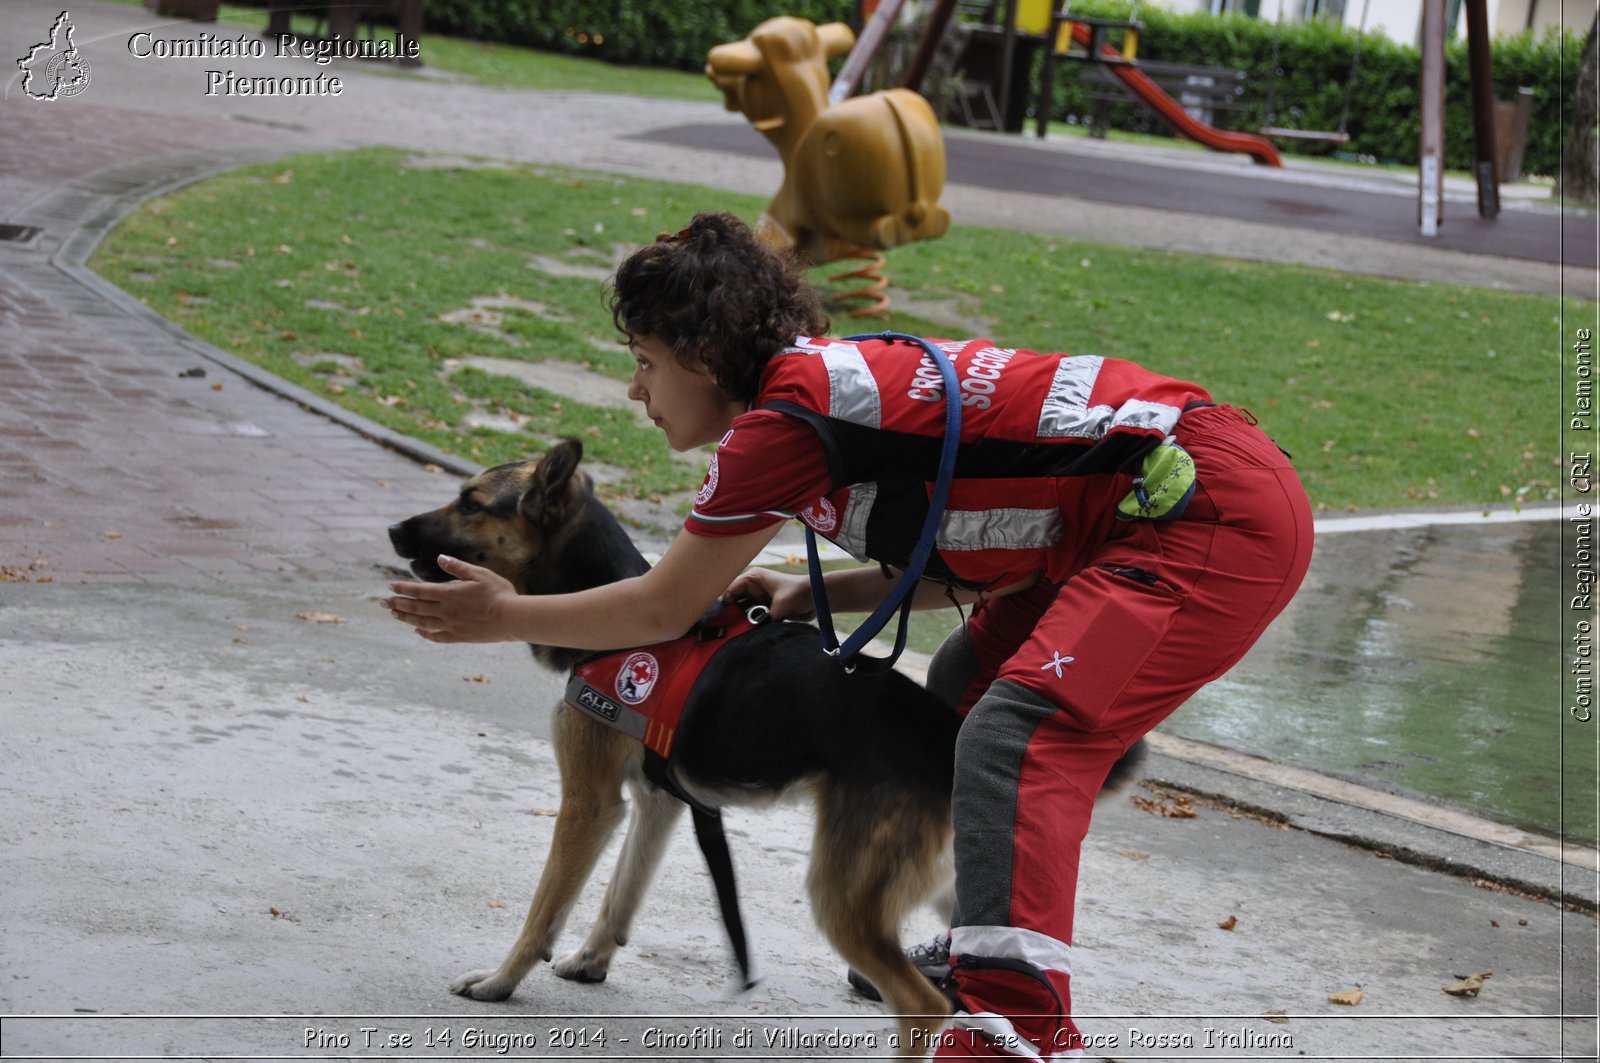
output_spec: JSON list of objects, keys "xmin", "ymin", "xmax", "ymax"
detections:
[{"xmin": 615, "ymin": 652, "xmax": 660, "ymax": 705}]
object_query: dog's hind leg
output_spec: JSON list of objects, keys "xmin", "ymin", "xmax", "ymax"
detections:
[
  {"xmin": 809, "ymin": 789, "xmax": 954, "ymax": 1059},
  {"xmin": 551, "ymin": 780, "xmax": 683, "ymax": 983},
  {"xmin": 451, "ymin": 712, "xmax": 631, "ymax": 1002}
]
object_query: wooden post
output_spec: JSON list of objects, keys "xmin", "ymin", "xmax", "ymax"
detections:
[
  {"xmin": 1418, "ymin": 0, "xmax": 1446, "ymax": 236},
  {"xmin": 901, "ymin": 0, "xmax": 960, "ymax": 94},
  {"xmin": 831, "ymin": 0, "xmax": 909, "ymax": 104},
  {"xmin": 1464, "ymin": 0, "xmax": 1499, "ymax": 217},
  {"xmin": 997, "ymin": 0, "xmax": 1020, "ymax": 133}
]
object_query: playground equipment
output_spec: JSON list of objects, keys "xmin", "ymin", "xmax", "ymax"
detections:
[
  {"xmin": 908, "ymin": 0, "xmax": 1280, "ymax": 167},
  {"xmin": 1259, "ymin": 0, "xmax": 1368, "ymax": 146},
  {"xmin": 1417, "ymin": 0, "xmax": 1501, "ymax": 233},
  {"xmin": 706, "ymin": 15, "xmax": 950, "ymax": 316},
  {"xmin": 1044, "ymin": 10, "xmax": 1279, "ymax": 166}
]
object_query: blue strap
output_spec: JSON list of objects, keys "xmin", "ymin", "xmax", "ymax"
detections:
[{"xmin": 806, "ymin": 331, "xmax": 962, "ymax": 671}]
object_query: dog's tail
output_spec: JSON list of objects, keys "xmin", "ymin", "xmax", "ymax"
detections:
[{"xmin": 1098, "ymin": 738, "xmax": 1149, "ymax": 799}]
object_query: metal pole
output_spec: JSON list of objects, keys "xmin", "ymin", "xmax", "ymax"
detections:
[
  {"xmin": 1418, "ymin": 0, "xmax": 1446, "ymax": 236},
  {"xmin": 1464, "ymin": 0, "xmax": 1500, "ymax": 218}
]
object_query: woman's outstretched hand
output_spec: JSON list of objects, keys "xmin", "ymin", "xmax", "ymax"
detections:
[{"xmin": 383, "ymin": 555, "xmax": 520, "ymax": 643}]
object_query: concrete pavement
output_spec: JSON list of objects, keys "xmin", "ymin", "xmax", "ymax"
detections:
[{"xmin": 1, "ymin": 1, "xmax": 1596, "ymax": 1059}]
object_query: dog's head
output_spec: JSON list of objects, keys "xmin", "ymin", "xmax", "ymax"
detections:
[{"xmin": 388, "ymin": 439, "xmax": 648, "ymax": 612}]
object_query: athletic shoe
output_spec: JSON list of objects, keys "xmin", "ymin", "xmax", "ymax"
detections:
[{"xmin": 846, "ymin": 931, "xmax": 955, "ymax": 1004}]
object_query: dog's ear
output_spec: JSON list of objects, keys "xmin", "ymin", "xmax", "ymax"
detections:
[{"xmin": 521, "ymin": 439, "xmax": 584, "ymax": 525}]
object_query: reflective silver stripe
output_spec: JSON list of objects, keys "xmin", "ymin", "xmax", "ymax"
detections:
[
  {"xmin": 822, "ymin": 345, "xmax": 880, "ymax": 429},
  {"xmin": 834, "ymin": 483, "xmax": 875, "ymax": 561},
  {"xmin": 1112, "ymin": 397, "xmax": 1183, "ymax": 435},
  {"xmin": 951, "ymin": 924, "xmax": 1074, "ymax": 975},
  {"xmin": 938, "ymin": 506, "xmax": 1063, "ymax": 552},
  {"xmin": 1036, "ymin": 356, "xmax": 1182, "ymax": 440},
  {"xmin": 1037, "ymin": 356, "xmax": 1107, "ymax": 439}
]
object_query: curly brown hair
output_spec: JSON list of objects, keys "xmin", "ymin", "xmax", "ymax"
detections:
[{"xmin": 608, "ymin": 213, "xmax": 829, "ymax": 404}]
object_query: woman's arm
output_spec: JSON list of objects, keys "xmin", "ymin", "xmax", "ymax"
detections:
[
  {"xmin": 728, "ymin": 563, "xmax": 1037, "ymax": 620},
  {"xmin": 383, "ymin": 522, "xmax": 784, "ymax": 647}
]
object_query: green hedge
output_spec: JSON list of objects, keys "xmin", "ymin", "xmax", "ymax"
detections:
[
  {"xmin": 420, "ymin": 0, "xmax": 858, "ymax": 71},
  {"xmin": 1028, "ymin": 1, "xmax": 1583, "ymax": 175}
]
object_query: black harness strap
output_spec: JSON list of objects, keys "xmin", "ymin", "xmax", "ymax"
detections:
[{"xmin": 642, "ymin": 749, "xmax": 757, "ymax": 990}]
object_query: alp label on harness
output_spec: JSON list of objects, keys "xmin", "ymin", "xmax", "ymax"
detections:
[
  {"xmin": 573, "ymin": 684, "xmax": 622, "ymax": 723},
  {"xmin": 563, "ymin": 603, "xmax": 756, "ymax": 760}
]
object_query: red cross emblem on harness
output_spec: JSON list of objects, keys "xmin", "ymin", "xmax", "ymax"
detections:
[{"xmin": 616, "ymin": 652, "xmax": 660, "ymax": 705}]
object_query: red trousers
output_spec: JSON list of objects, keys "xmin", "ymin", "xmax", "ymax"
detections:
[{"xmin": 932, "ymin": 405, "xmax": 1314, "ymax": 1060}]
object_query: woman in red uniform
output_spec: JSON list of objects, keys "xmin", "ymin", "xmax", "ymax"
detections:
[{"xmin": 384, "ymin": 213, "xmax": 1314, "ymax": 1059}]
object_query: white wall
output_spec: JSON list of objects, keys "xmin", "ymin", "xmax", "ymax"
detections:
[{"xmin": 1189, "ymin": 0, "xmax": 1592, "ymax": 43}]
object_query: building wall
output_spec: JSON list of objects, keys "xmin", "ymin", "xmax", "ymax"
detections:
[{"xmin": 1195, "ymin": 0, "xmax": 1592, "ymax": 44}]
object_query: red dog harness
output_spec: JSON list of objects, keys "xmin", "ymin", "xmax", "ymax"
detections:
[
  {"xmin": 563, "ymin": 601, "xmax": 758, "ymax": 760},
  {"xmin": 561, "ymin": 601, "xmax": 764, "ymax": 990}
]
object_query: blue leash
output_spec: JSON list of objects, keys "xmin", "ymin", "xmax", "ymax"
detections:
[{"xmin": 805, "ymin": 332, "xmax": 963, "ymax": 671}]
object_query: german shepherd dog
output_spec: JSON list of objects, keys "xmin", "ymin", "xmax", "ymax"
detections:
[
  {"xmin": 389, "ymin": 440, "xmax": 961, "ymax": 1051},
  {"xmin": 389, "ymin": 440, "xmax": 1145, "ymax": 1055}
]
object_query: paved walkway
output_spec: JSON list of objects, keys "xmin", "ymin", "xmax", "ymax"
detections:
[{"xmin": 0, "ymin": 3, "xmax": 1595, "ymax": 1060}]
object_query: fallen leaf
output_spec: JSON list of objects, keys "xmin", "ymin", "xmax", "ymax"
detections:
[
  {"xmin": 1217, "ymin": 914, "xmax": 1238, "ymax": 931},
  {"xmin": 527, "ymin": 808, "xmax": 558, "ymax": 817},
  {"xmin": 102, "ymin": 530, "xmax": 122, "ymax": 539},
  {"xmin": 1442, "ymin": 971, "xmax": 1492, "ymax": 997},
  {"xmin": 1261, "ymin": 1010, "xmax": 1289, "ymax": 1025},
  {"xmin": 296, "ymin": 611, "xmax": 344, "ymax": 624},
  {"xmin": 1328, "ymin": 987, "xmax": 1364, "ymax": 1006},
  {"xmin": 1132, "ymin": 794, "xmax": 1197, "ymax": 818},
  {"xmin": 464, "ymin": 674, "xmax": 488, "ymax": 683},
  {"xmin": 1114, "ymin": 849, "xmax": 1151, "ymax": 861},
  {"xmin": 487, "ymin": 898, "xmax": 506, "ymax": 909},
  {"xmin": 268, "ymin": 906, "xmax": 300, "ymax": 922}
]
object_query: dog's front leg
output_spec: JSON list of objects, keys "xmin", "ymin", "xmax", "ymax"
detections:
[
  {"xmin": 552, "ymin": 781, "xmax": 683, "ymax": 983},
  {"xmin": 451, "ymin": 714, "xmax": 630, "ymax": 1002}
]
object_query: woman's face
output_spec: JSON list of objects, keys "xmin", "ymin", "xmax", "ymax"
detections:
[{"xmin": 626, "ymin": 334, "xmax": 743, "ymax": 452}]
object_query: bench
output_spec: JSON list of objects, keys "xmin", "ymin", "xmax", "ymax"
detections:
[
  {"xmin": 1077, "ymin": 60, "xmax": 1246, "ymax": 138},
  {"xmin": 265, "ymin": 0, "xmax": 423, "ymax": 67}
]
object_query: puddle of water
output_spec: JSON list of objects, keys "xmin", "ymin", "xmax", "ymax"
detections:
[{"xmin": 1163, "ymin": 519, "xmax": 1596, "ymax": 843}]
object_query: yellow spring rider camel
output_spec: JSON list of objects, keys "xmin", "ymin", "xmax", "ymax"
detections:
[{"xmin": 706, "ymin": 16, "xmax": 950, "ymax": 315}]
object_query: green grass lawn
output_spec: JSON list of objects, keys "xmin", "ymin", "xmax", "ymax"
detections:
[{"xmin": 91, "ymin": 148, "xmax": 1567, "ymax": 519}]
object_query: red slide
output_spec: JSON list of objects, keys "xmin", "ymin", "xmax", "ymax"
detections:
[{"xmin": 1071, "ymin": 22, "xmax": 1281, "ymax": 167}]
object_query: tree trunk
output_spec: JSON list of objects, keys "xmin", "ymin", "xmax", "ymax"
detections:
[{"xmin": 1559, "ymin": 13, "xmax": 1598, "ymax": 205}]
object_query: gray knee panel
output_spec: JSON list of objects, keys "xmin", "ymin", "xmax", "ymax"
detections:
[{"xmin": 950, "ymin": 680, "xmax": 1060, "ymax": 928}]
